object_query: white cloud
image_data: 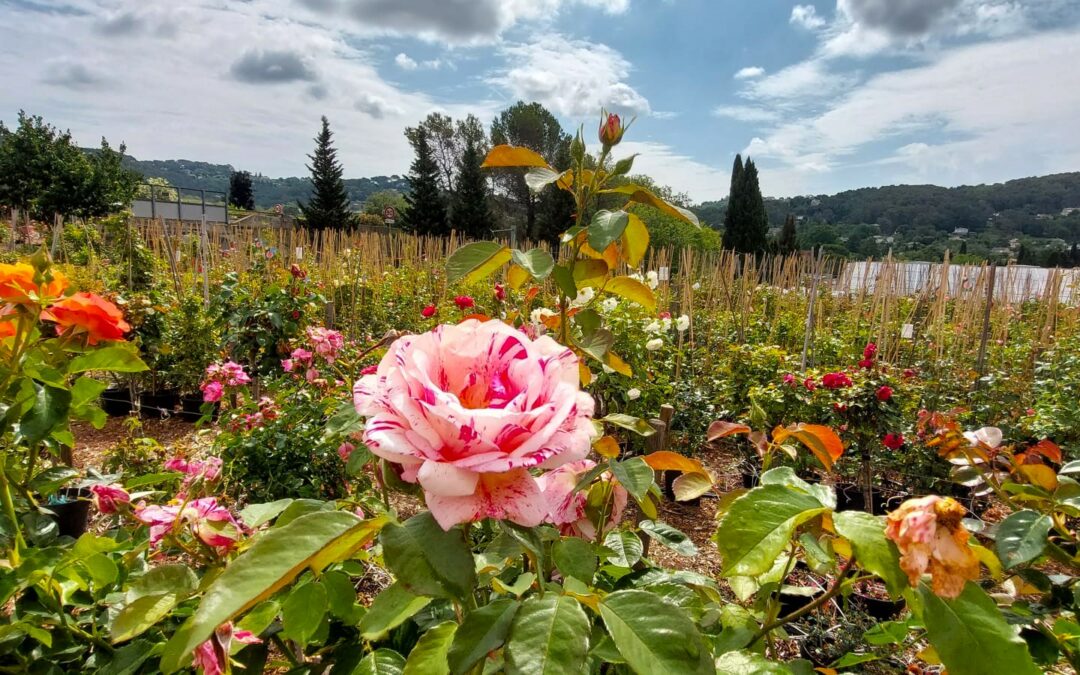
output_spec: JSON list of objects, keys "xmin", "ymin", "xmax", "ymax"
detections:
[
  {"xmin": 743, "ymin": 60, "xmax": 856, "ymax": 102},
  {"xmin": 734, "ymin": 66, "xmax": 765, "ymax": 79},
  {"xmin": 712, "ymin": 105, "xmax": 779, "ymax": 123},
  {"xmin": 354, "ymin": 92, "xmax": 405, "ymax": 118},
  {"xmin": 790, "ymin": 4, "xmax": 827, "ymax": 30},
  {"xmin": 394, "ymin": 52, "xmax": 418, "ymax": 70},
  {"xmin": 743, "ymin": 29, "xmax": 1080, "ymax": 196},
  {"xmin": 491, "ymin": 34, "xmax": 650, "ymax": 117},
  {"xmin": 615, "ymin": 141, "xmax": 730, "ymax": 201}
]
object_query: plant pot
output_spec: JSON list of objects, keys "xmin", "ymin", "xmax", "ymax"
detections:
[
  {"xmin": 140, "ymin": 389, "xmax": 180, "ymax": 419},
  {"xmin": 178, "ymin": 394, "xmax": 218, "ymax": 423},
  {"xmin": 779, "ymin": 588, "xmax": 822, "ymax": 616},
  {"xmin": 100, "ymin": 387, "xmax": 133, "ymax": 417},
  {"xmin": 853, "ymin": 592, "xmax": 906, "ymax": 620},
  {"xmin": 741, "ymin": 470, "xmax": 759, "ymax": 489},
  {"xmin": 48, "ymin": 487, "xmax": 92, "ymax": 538}
]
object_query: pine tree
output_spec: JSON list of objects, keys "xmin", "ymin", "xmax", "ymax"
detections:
[
  {"xmin": 450, "ymin": 136, "xmax": 492, "ymax": 239},
  {"xmin": 228, "ymin": 170, "xmax": 255, "ymax": 210},
  {"xmin": 402, "ymin": 127, "xmax": 449, "ymax": 236},
  {"xmin": 299, "ymin": 116, "xmax": 353, "ymax": 230},
  {"xmin": 778, "ymin": 214, "xmax": 798, "ymax": 254}
]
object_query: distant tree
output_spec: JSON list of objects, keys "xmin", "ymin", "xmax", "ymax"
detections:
[
  {"xmin": 740, "ymin": 159, "xmax": 770, "ymax": 253},
  {"xmin": 402, "ymin": 127, "xmax": 449, "ymax": 236},
  {"xmin": 75, "ymin": 138, "xmax": 139, "ymax": 220},
  {"xmin": 451, "ymin": 136, "xmax": 493, "ymax": 239},
  {"xmin": 959, "ymin": 240, "xmax": 968, "ymax": 255},
  {"xmin": 362, "ymin": 189, "xmax": 407, "ymax": 218},
  {"xmin": 490, "ymin": 102, "xmax": 570, "ymax": 242},
  {"xmin": 534, "ymin": 137, "xmax": 575, "ymax": 249},
  {"xmin": 299, "ymin": 116, "xmax": 354, "ymax": 230},
  {"xmin": 1071, "ymin": 242, "xmax": 1079, "ymax": 267},
  {"xmin": 778, "ymin": 213, "xmax": 798, "ymax": 254},
  {"xmin": 228, "ymin": 170, "xmax": 255, "ymax": 210},
  {"xmin": 1017, "ymin": 243, "xmax": 1033, "ymax": 265},
  {"xmin": 721, "ymin": 154, "xmax": 744, "ymax": 247},
  {"xmin": 405, "ymin": 113, "xmax": 457, "ymax": 193}
]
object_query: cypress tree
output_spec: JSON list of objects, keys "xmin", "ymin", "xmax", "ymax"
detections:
[
  {"xmin": 299, "ymin": 116, "xmax": 353, "ymax": 230},
  {"xmin": 778, "ymin": 214, "xmax": 798, "ymax": 254},
  {"xmin": 740, "ymin": 159, "xmax": 769, "ymax": 253},
  {"xmin": 228, "ymin": 170, "xmax": 255, "ymax": 210},
  {"xmin": 402, "ymin": 127, "xmax": 449, "ymax": 236},
  {"xmin": 723, "ymin": 154, "xmax": 744, "ymax": 249},
  {"xmin": 450, "ymin": 136, "xmax": 492, "ymax": 239}
]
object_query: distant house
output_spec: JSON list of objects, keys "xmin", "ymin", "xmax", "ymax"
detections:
[
  {"xmin": 1062, "ymin": 207, "xmax": 1080, "ymax": 216},
  {"xmin": 951, "ymin": 227, "xmax": 969, "ymax": 236},
  {"xmin": 1009, "ymin": 238, "xmax": 1021, "ymax": 250}
]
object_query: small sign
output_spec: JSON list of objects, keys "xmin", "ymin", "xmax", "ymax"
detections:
[
  {"xmin": 174, "ymin": 250, "xmax": 182, "ymax": 262},
  {"xmin": 383, "ymin": 206, "xmax": 397, "ymax": 224},
  {"xmin": 901, "ymin": 323, "xmax": 914, "ymax": 340},
  {"xmin": 295, "ymin": 247, "xmax": 304, "ymax": 261},
  {"xmin": 658, "ymin": 266, "xmax": 670, "ymax": 282}
]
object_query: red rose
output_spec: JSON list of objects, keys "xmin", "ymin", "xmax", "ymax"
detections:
[
  {"xmin": 598, "ymin": 112, "xmax": 625, "ymax": 147},
  {"xmin": 421, "ymin": 304, "xmax": 437, "ymax": 318},
  {"xmin": 821, "ymin": 372, "xmax": 852, "ymax": 389},
  {"xmin": 863, "ymin": 342, "xmax": 877, "ymax": 360},
  {"xmin": 494, "ymin": 283, "xmax": 506, "ymax": 302},
  {"xmin": 883, "ymin": 433, "xmax": 904, "ymax": 450},
  {"xmin": 804, "ymin": 378, "xmax": 817, "ymax": 391},
  {"xmin": 858, "ymin": 358, "xmax": 874, "ymax": 369},
  {"xmin": 876, "ymin": 385, "xmax": 893, "ymax": 402},
  {"xmin": 903, "ymin": 368, "xmax": 917, "ymax": 378},
  {"xmin": 454, "ymin": 295, "xmax": 475, "ymax": 310}
]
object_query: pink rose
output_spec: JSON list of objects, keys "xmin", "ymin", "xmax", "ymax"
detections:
[
  {"xmin": 338, "ymin": 442, "xmax": 356, "ymax": 461},
  {"xmin": 201, "ymin": 381, "xmax": 224, "ymax": 403},
  {"xmin": 536, "ymin": 460, "xmax": 627, "ymax": 541},
  {"xmin": 307, "ymin": 327, "xmax": 344, "ymax": 363},
  {"xmin": 90, "ymin": 484, "xmax": 130, "ymax": 514},
  {"xmin": 353, "ymin": 320, "xmax": 596, "ymax": 530},
  {"xmin": 885, "ymin": 496, "xmax": 979, "ymax": 599},
  {"xmin": 135, "ymin": 497, "xmax": 243, "ymax": 551},
  {"xmin": 193, "ymin": 622, "xmax": 261, "ymax": 675}
]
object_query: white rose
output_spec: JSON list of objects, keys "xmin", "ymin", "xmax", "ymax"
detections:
[
  {"xmin": 530, "ymin": 308, "xmax": 555, "ymax": 324},
  {"xmin": 645, "ymin": 271, "xmax": 659, "ymax": 290},
  {"xmin": 601, "ymin": 297, "xmax": 619, "ymax": 313},
  {"xmin": 692, "ymin": 282, "xmax": 701, "ymax": 291},
  {"xmin": 661, "ymin": 317, "xmax": 672, "ymax": 332},
  {"xmin": 630, "ymin": 272, "xmax": 644, "ymax": 282},
  {"xmin": 627, "ymin": 388, "xmax": 641, "ymax": 400},
  {"xmin": 572, "ymin": 286, "xmax": 595, "ymax": 306},
  {"xmin": 676, "ymin": 314, "xmax": 690, "ymax": 332},
  {"xmin": 644, "ymin": 320, "xmax": 662, "ymax": 334},
  {"xmin": 646, "ymin": 338, "xmax": 663, "ymax": 351}
]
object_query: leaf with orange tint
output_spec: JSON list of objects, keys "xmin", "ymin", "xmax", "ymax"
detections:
[
  {"xmin": 1027, "ymin": 439, "xmax": 1062, "ymax": 464},
  {"xmin": 1016, "ymin": 464, "xmax": 1058, "ymax": 491},
  {"xmin": 594, "ymin": 435, "xmax": 620, "ymax": 459},
  {"xmin": 642, "ymin": 451, "xmax": 709, "ymax": 477},
  {"xmin": 524, "ymin": 287, "xmax": 540, "ymax": 303},
  {"xmin": 578, "ymin": 363, "xmax": 592, "ymax": 387},
  {"xmin": 482, "ymin": 145, "xmax": 551, "ymax": 169},
  {"xmin": 772, "ymin": 424, "xmax": 844, "ymax": 471},
  {"xmin": 707, "ymin": 420, "xmax": 751, "ymax": 443},
  {"xmin": 603, "ymin": 351, "xmax": 632, "ymax": 377}
]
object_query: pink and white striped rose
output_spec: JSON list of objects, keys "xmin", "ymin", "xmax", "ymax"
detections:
[{"xmin": 353, "ymin": 319, "xmax": 597, "ymax": 530}]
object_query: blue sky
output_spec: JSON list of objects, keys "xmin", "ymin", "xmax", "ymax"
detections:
[{"xmin": 2, "ymin": 0, "xmax": 1080, "ymax": 201}]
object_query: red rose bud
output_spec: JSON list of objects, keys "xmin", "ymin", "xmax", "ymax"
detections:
[
  {"xmin": 421, "ymin": 304, "xmax": 437, "ymax": 318},
  {"xmin": 863, "ymin": 342, "xmax": 877, "ymax": 360},
  {"xmin": 598, "ymin": 112, "xmax": 625, "ymax": 148},
  {"xmin": 883, "ymin": 433, "xmax": 904, "ymax": 450},
  {"xmin": 494, "ymin": 283, "xmax": 506, "ymax": 302},
  {"xmin": 876, "ymin": 385, "xmax": 893, "ymax": 402},
  {"xmin": 454, "ymin": 295, "xmax": 475, "ymax": 310},
  {"xmin": 289, "ymin": 264, "xmax": 306, "ymax": 280}
]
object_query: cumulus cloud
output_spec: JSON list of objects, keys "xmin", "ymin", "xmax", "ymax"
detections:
[
  {"xmin": 734, "ymin": 66, "xmax": 765, "ymax": 79},
  {"xmin": 742, "ymin": 60, "xmax": 856, "ymax": 102},
  {"xmin": 41, "ymin": 59, "xmax": 106, "ymax": 89},
  {"xmin": 491, "ymin": 34, "xmax": 649, "ymax": 117},
  {"xmin": 394, "ymin": 52, "xmax": 418, "ymax": 70},
  {"xmin": 712, "ymin": 105, "xmax": 780, "ymax": 123},
  {"xmin": 354, "ymin": 92, "xmax": 404, "ymax": 118},
  {"xmin": 230, "ymin": 49, "xmax": 318, "ymax": 83},
  {"xmin": 837, "ymin": 0, "xmax": 962, "ymax": 37},
  {"xmin": 790, "ymin": 4, "xmax": 827, "ymax": 30}
]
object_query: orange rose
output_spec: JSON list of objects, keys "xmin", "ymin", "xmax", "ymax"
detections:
[
  {"xmin": 0, "ymin": 309, "xmax": 16, "ymax": 339},
  {"xmin": 42, "ymin": 292, "xmax": 131, "ymax": 344},
  {"xmin": 885, "ymin": 495, "xmax": 980, "ymax": 599},
  {"xmin": 0, "ymin": 263, "xmax": 68, "ymax": 305}
]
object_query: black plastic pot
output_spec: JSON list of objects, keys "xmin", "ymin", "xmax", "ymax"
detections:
[
  {"xmin": 178, "ymin": 394, "xmax": 218, "ymax": 423},
  {"xmin": 853, "ymin": 592, "xmax": 906, "ymax": 620},
  {"xmin": 741, "ymin": 470, "xmax": 759, "ymax": 489},
  {"xmin": 140, "ymin": 389, "xmax": 180, "ymax": 419},
  {"xmin": 49, "ymin": 487, "xmax": 92, "ymax": 538},
  {"xmin": 100, "ymin": 387, "xmax": 133, "ymax": 417},
  {"xmin": 779, "ymin": 588, "xmax": 822, "ymax": 616}
]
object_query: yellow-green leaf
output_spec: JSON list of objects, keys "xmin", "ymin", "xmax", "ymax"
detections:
[
  {"xmin": 619, "ymin": 213, "xmax": 649, "ymax": 267},
  {"xmin": 482, "ymin": 145, "xmax": 551, "ymax": 169},
  {"xmin": 601, "ymin": 185, "xmax": 699, "ymax": 226},
  {"xmin": 447, "ymin": 242, "xmax": 512, "ymax": 285},
  {"xmin": 604, "ymin": 276, "xmax": 656, "ymax": 312}
]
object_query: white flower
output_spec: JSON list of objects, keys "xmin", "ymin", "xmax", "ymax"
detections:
[
  {"xmin": 645, "ymin": 271, "xmax": 659, "ymax": 290},
  {"xmin": 645, "ymin": 338, "xmax": 663, "ymax": 352},
  {"xmin": 629, "ymin": 272, "xmax": 644, "ymax": 282},
  {"xmin": 660, "ymin": 317, "xmax": 672, "ymax": 332},
  {"xmin": 692, "ymin": 282, "xmax": 701, "ymax": 291},
  {"xmin": 572, "ymin": 286, "xmax": 595, "ymax": 307},
  {"xmin": 602, "ymin": 365, "xmax": 615, "ymax": 374},
  {"xmin": 644, "ymin": 320, "xmax": 662, "ymax": 334},
  {"xmin": 530, "ymin": 308, "xmax": 556, "ymax": 324},
  {"xmin": 601, "ymin": 297, "xmax": 619, "ymax": 313},
  {"xmin": 676, "ymin": 314, "xmax": 690, "ymax": 332},
  {"xmin": 627, "ymin": 388, "xmax": 641, "ymax": 400}
]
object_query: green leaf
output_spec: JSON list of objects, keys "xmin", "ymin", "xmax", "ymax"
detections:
[
  {"xmin": 916, "ymin": 582, "xmax": 1040, "ymax": 675},
  {"xmin": 551, "ymin": 264, "xmax": 577, "ymax": 299},
  {"xmin": 715, "ymin": 485, "xmax": 828, "ymax": 577},
  {"xmin": 714, "ymin": 650, "xmax": 793, "ymax": 673},
  {"xmin": 68, "ymin": 345, "xmax": 148, "ymax": 373},
  {"xmin": 600, "ymin": 185, "xmax": 700, "ymax": 226},
  {"xmin": 322, "ymin": 400, "xmax": 364, "ymax": 442},
  {"xmin": 600, "ymin": 413, "xmax": 655, "ymax": 437},
  {"xmin": 863, "ymin": 620, "xmax": 910, "ymax": 646},
  {"xmin": 996, "ymin": 510, "xmax": 1052, "ymax": 568},
  {"xmin": 111, "ymin": 593, "xmax": 182, "ymax": 643},
  {"xmin": 833, "ymin": 511, "xmax": 907, "ymax": 598},
  {"xmin": 360, "ymin": 582, "xmax": 432, "ymax": 640},
  {"xmin": 603, "ymin": 276, "xmax": 656, "ymax": 312},
  {"xmin": 552, "ymin": 537, "xmax": 597, "ymax": 583},
  {"xmin": 447, "ymin": 598, "xmax": 519, "ymax": 675},
  {"xmin": 403, "ymin": 621, "xmax": 457, "ymax": 675},
  {"xmin": 599, "ymin": 590, "xmax": 712, "ymax": 674},
  {"xmin": 354, "ymin": 649, "xmax": 406, "ymax": 675},
  {"xmin": 759, "ymin": 466, "xmax": 836, "ymax": 510},
  {"xmin": 609, "ymin": 457, "xmax": 653, "ymax": 501},
  {"xmin": 639, "ymin": 520, "xmax": 697, "ymax": 557},
  {"xmin": 510, "ymin": 248, "xmax": 556, "ymax": 279},
  {"xmin": 239, "ymin": 499, "xmax": 294, "ymax": 528},
  {"xmin": 274, "ymin": 498, "xmax": 333, "ymax": 527},
  {"xmin": 128, "ymin": 564, "xmax": 198, "ymax": 601},
  {"xmin": 19, "ymin": 383, "xmax": 71, "ymax": 444},
  {"xmin": 282, "ymin": 581, "xmax": 326, "ymax": 646},
  {"xmin": 382, "ymin": 512, "xmax": 475, "ymax": 602},
  {"xmin": 447, "ymin": 242, "xmax": 512, "ymax": 285},
  {"xmin": 524, "ymin": 168, "xmax": 567, "ymax": 192},
  {"xmin": 575, "ymin": 327, "xmax": 613, "ymax": 363},
  {"xmin": 603, "ymin": 530, "xmax": 643, "ymax": 568},
  {"xmin": 159, "ymin": 511, "xmax": 385, "ymax": 673},
  {"xmin": 505, "ymin": 594, "xmax": 590, "ymax": 675},
  {"xmin": 71, "ymin": 376, "xmax": 107, "ymax": 407},
  {"xmin": 28, "ymin": 466, "xmax": 79, "ymax": 496},
  {"xmin": 237, "ymin": 600, "xmax": 280, "ymax": 637},
  {"xmin": 321, "ymin": 570, "xmax": 363, "ymax": 623},
  {"xmin": 587, "ymin": 210, "xmax": 630, "ymax": 253}
]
